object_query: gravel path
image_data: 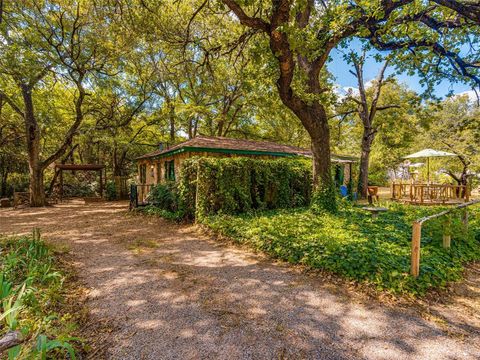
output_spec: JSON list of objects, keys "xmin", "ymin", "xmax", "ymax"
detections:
[{"xmin": 1, "ymin": 201, "xmax": 479, "ymax": 360}]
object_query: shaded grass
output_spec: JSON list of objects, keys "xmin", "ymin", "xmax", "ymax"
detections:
[{"xmin": 203, "ymin": 202, "xmax": 480, "ymax": 295}]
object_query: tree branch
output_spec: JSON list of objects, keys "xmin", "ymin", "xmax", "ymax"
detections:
[
  {"xmin": 0, "ymin": 90, "xmax": 24, "ymax": 117},
  {"xmin": 222, "ymin": 0, "xmax": 270, "ymax": 32},
  {"xmin": 432, "ymin": 0, "xmax": 480, "ymax": 24}
]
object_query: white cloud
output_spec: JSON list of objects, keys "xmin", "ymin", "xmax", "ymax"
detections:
[
  {"xmin": 364, "ymin": 79, "xmax": 375, "ymax": 89},
  {"xmin": 454, "ymin": 89, "xmax": 479, "ymax": 103},
  {"xmin": 342, "ymin": 86, "xmax": 359, "ymax": 97},
  {"xmin": 334, "ymin": 79, "xmax": 375, "ymax": 100}
]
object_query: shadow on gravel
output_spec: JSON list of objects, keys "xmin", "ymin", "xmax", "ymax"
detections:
[{"xmin": 0, "ymin": 201, "xmax": 478, "ymax": 360}]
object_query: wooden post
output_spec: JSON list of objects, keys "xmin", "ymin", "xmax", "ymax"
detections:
[
  {"xmin": 194, "ymin": 161, "xmax": 200, "ymax": 223},
  {"xmin": 99, "ymin": 169, "xmax": 103, "ymax": 198},
  {"xmin": 442, "ymin": 215, "xmax": 451, "ymax": 248},
  {"xmin": 411, "ymin": 221, "xmax": 422, "ymax": 277},
  {"xmin": 59, "ymin": 169, "xmax": 63, "ymax": 201}
]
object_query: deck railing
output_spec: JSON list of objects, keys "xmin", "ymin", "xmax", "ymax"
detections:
[
  {"xmin": 392, "ymin": 182, "xmax": 470, "ymax": 204},
  {"xmin": 410, "ymin": 199, "xmax": 480, "ymax": 277}
]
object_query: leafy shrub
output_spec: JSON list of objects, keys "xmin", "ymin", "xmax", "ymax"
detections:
[
  {"xmin": 179, "ymin": 157, "xmax": 312, "ymax": 219},
  {"xmin": 136, "ymin": 183, "xmax": 185, "ymax": 221},
  {"xmin": 2, "ymin": 173, "xmax": 29, "ymax": 197},
  {"xmin": 106, "ymin": 181, "xmax": 116, "ymax": 200},
  {"xmin": 61, "ymin": 182, "xmax": 97, "ymax": 197},
  {"xmin": 148, "ymin": 182, "xmax": 179, "ymax": 212},
  {"xmin": 137, "ymin": 205, "xmax": 186, "ymax": 222},
  {"xmin": 203, "ymin": 204, "xmax": 480, "ymax": 295},
  {"xmin": 367, "ymin": 163, "xmax": 389, "ymax": 186}
]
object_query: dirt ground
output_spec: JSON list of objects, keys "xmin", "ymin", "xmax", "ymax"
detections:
[{"xmin": 0, "ymin": 201, "xmax": 479, "ymax": 360}]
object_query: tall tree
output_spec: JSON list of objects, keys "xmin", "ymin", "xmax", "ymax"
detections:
[
  {"xmin": 216, "ymin": 0, "xmax": 480, "ymax": 210},
  {"xmin": 343, "ymin": 53, "xmax": 399, "ymax": 198},
  {"xmin": 0, "ymin": 0, "xmax": 117, "ymax": 205}
]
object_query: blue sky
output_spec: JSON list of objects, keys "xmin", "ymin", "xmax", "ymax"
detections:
[{"xmin": 327, "ymin": 41, "xmax": 472, "ymax": 98}]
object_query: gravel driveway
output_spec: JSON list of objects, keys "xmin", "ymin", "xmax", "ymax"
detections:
[{"xmin": 1, "ymin": 201, "xmax": 478, "ymax": 359}]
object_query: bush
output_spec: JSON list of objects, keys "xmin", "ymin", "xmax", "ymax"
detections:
[
  {"xmin": 1, "ymin": 173, "xmax": 29, "ymax": 197},
  {"xmin": 148, "ymin": 182, "xmax": 179, "ymax": 212},
  {"xmin": 179, "ymin": 157, "xmax": 312, "ymax": 219}
]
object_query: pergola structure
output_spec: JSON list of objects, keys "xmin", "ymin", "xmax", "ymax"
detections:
[{"xmin": 55, "ymin": 164, "xmax": 106, "ymax": 200}]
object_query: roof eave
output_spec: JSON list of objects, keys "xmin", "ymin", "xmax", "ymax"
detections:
[{"xmin": 136, "ymin": 146, "xmax": 305, "ymax": 160}]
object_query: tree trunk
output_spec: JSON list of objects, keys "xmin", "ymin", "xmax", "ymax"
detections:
[
  {"xmin": 30, "ymin": 166, "xmax": 45, "ymax": 206},
  {"xmin": 357, "ymin": 134, "xmax": 374, "ymax": 199},
  {"xmin": 187, "ymin": 118, "xmax": 193, "ymax": 139},
  {"xmin": 169, "ymin": 107, "xmax": 175, "ymax": 141},
  {"xmin": 307, "ymin": 109, "xmax": 332, "ymax": 189},
  {"xmin": 169, "ymin": 117, "xmax": 175, "ymax": 141},
  {"xmin": 21, "ymin": 84, "xmax": 46, "ymax": 206},
  {"xmin": 217, "ymin": 119, "xmax": 224, "ymax": 137},
  {"xmin": 282, "ymin": 100, "xmax": 335, "ymax": 208}
]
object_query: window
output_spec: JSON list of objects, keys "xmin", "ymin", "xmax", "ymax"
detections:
[
  {"xmin": 164, "ymin": 160, "xmax": 175, "ymax": 181},
  {"xmin": 139, "ymin": 164, "xmax": 147, "ymax": 184}
]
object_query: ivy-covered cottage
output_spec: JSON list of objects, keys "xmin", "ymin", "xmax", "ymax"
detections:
[{"xmin": 135, "ymin": 135, "xmax": 355, "ymax": 188}]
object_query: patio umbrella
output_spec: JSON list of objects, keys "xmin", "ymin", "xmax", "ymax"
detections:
[{"xmin": 403, "ymin": 149, "xmax": 457, "ymax": 184}]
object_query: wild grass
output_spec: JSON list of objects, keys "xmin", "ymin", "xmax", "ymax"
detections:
[{"xmin": 0, "ymin": 230, "xmax": 81, "ymax": 359}]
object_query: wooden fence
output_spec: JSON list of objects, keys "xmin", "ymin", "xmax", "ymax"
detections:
[
  {"xmin": 410, "ymin": 199, "xmax": 480, "ymax": 277},
  {"xmin": 392, "ymin": 183, "xmax": 470, "ymax": 204}
]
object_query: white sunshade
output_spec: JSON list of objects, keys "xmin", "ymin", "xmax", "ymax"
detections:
[
  {"xmin": 408, "ymin": 162, "xmax": 424, "ymax": 168},
  {"xmin": 403, "ymin": 148, "xmax": 457, "ymax": 159}
]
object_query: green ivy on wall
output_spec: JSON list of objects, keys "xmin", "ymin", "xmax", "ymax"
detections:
[{"xmin": 178, "ymin": 157, "xmax": 313, "ymax": 219}]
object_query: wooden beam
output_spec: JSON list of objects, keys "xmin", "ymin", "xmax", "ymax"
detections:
[{"xmin": 99, "ymin": 169, "xmax": 103, "ymax": 198}]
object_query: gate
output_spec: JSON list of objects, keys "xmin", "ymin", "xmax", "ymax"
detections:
[{"xmin": 129, "ymin": 184, "xmax": 154, "ymax": 209}]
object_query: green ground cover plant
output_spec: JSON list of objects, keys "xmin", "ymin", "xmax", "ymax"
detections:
[
  {"xmin": 203, "ymin": 202, "xmax": 480, "ymax": 295},
  {"xmin": 0, "ymin": 231, "xmax": 81, "ymax": 359}
]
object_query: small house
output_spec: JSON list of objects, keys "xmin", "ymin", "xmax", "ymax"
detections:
[{"xmin": 135, "ymin": 136, "xmax": 354, "ymax": 189}]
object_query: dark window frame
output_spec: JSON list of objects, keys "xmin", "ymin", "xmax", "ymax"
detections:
[
  {"xmin": 164, "ymin": 160, "xmax": 175, "ymax": 181},
  {"xmin": 139, "ymin": 164, "xmax": 147, "ymax": 184}
]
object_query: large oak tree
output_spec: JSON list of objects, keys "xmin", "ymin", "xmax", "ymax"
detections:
[{"xmin": 219, "ymin": 0, "xmax": 480, "ymax": 209}]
